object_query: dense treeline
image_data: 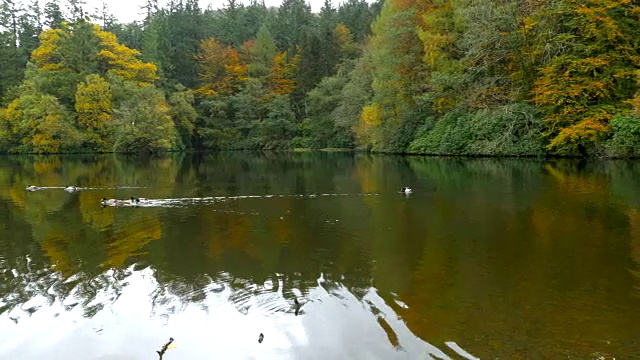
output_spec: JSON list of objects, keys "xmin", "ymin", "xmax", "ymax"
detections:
[{"xmin": 1, "ymin": 0, "xmax": 640, "ymax": 157}]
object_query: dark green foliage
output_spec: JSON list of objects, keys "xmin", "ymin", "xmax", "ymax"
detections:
[
  {"xmin": 247, "ymin": 24, "xmax": 276, "ymax": 77},
  {"xmin": 110, "ymin": 22, "xmax": 144, "ymax": 51},
  {"xmin": 294, "ymin": 75, "xmax": 350, "ymax": 149},
  {"xmin": 17, "ymin": 1, "xmax": 41, "ymax": 59},
  {"xmin": 336, "ymin": 0, "xmax": 380, "ymax": 43},
  {"xmin": 208, "ymin": 0, "xmax": 269, "ymax": 47},
  {"xmin": 143, "ymin": 0, "xmax": 205, "ymax": 89},
  {"xmin": 0, "ymin": 0, "xmax": 43, "ymax": 103},
  {"xmin": 43, "ymin": 1, "xmax": 65, "ymax": 29},
  {"xmin": 0, "ymin": 34, "xmax": 23, "ymax": 103},
  {"xmin": 111, "ymin": 81, "xmax": 179, "ymax": 153},
  {"xmin": 8, "ymin": 0, "xmax": 636, "ymax": 158},
  {"xmin": 409, "ymin": 104, "xmax": 544, "ymax": 156},
  {"xmin": 333, "ymin": 58, "xmax": 373, "ymax": 133},
  {"xmin": 256, "ymin": 95, "xmax": 296, "ymax": 149},
  {"xmin": 195, "ymin": 98, "xmax": 238, "ymax": 150},
  {"xmin": 409, "ymin": 112, "xmax": 472, "ymax": 155},
  {"xmin": 605, "ymin": 115, "xmax": 640, "ymax": 158},
  {"xmin": 168, "ymin": 86, "xmax": 198, "ymax": 149},
  {"xmin": 294, "ymin": 20, "xmax": 342, "ymax": 98},
  {"xmin": 270, "ymin": 0, "xmax": 312, "ymax": 52},
  {"xmin": 195, "ymin": 78, "xmax": 270, "ymax": 150},
  {"xmin": 231, "ymin": 78, "xmax": 268, "ymax": 144}
]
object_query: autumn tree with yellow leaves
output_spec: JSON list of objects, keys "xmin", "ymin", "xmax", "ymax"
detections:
[
  {"xmin": 0, "ymin": 20, "xmax": 178, "ymax": 153},
  {"xmin": 195, "ymin": 38, "xmax": 248, "ymax": 97},
  {"xmin": 531, "ymin": 0, "xmax": 640, "ymax": 156},
  {"xmin": 75, "ymin": 74, "xmax": 112, "ymax": 151},
  {"xmin": 4, "ymin": 0, "xmax": 640, "ymax": 156}
]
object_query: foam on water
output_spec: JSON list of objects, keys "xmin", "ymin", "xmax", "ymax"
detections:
[{"xmin": 102, "ymin": 193, "xmax": 379, "ymax": 208}]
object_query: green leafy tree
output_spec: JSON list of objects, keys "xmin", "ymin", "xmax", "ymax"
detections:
[
  {"xmin": 211, "ymin": 0, "xmax": 267, "ymax": 47},
  {"xmin": 336, "ymin": 0, "xmax": 379, "ymax": 43},
  {"xmin": 0, "ymin": 0, "xmax": 23, "ymax": 102},
  {"xmin": 146, "ymin": 0, "xmax": 205, "ymax": 88},
  {"xmin": 246, "ymin": 24, "xmax": 277, "ymax": 78},
  {"xmin": 196, "ymin": 98, "xmax": 237, "ymax": 150},
  {"xmin": 271, "ymin": 0, "xmax": 312, "ymax": 52},
  {"xmin": 17, "ymin": 0, "xmax": 42, "ymax": 59},
  {"xmin": 256, "ymin": 94, "xmax": 296, "ymax": 149},
  {"xmin": 109, "ymin": 23, "xmax": 144, "ymax": 52},
  {"xmin": 230, "ymin": 78, "xmax": 270, "ymax": 147},
  {"xmin": 605, "ymin": 115, "xmax": 640, "ymax": 158},
  {"xmin": 66, "ymin": 0, "xmax": 88, "ymax": 22},
  {"xmin": 111, "ymin": 80, "xmax": 179, "ymax": 153},
  {"xmin": 333, "ymin": 56, "xmax": 373, "ymax": 146},
  {"xmin": 43, "ymin": 1, "xmax": 65, "ymax": 29},
  {"xmin": 168, "ymin": 85, "xmax": 198, "ymax": 148},
  {"xmin": 364, "ymin": 0, "xmax": 429, "ymax": 152},
  {"xmin": 296, "ymin": 74, "xmax": 350, "ymax": 148}
]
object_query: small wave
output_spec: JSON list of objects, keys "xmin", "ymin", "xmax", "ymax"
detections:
[
  {"xmin": 25, "ymin": 185, "xmax": 146, "ymax": 192},
  {"xmin": 74, "ymin": 186, "xmax": 147, "ymax": 190},
  {"xmin": 100, "ymin": 193, "xmax": 379, "ymax": 208}
]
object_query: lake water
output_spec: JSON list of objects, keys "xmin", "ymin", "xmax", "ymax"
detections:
[{"xmin": 0, "ymin": 152, "xmax": 639, "ymax": 359}]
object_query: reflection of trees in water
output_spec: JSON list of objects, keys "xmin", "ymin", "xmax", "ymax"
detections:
[
  {"xmin": 0, "ymin": 152, "xmax": 380, "ymax": 321},
  {"xmin": 2, "ymin": 154, "xmax": 640, "ymax": 357},
  {"xmin": 0, "ymin": 260, "xmax": 58, "ymax": 316},
  {"xmin": 0, "ymin": 258, "xmax": 131, "ymax": 320},
  {"xmin": 0, "ymin": 154, "xmax": 181, "ymax": 320},
  {"xmin": 625, "ymin": 209, "xmax": 640, "ymax": 298},
  {"xmin": 401, "ymin": 157, "xmax": 640, "ymax": 358}
]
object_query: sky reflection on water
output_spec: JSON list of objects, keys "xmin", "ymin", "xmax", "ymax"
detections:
[
  {"xmin": 1, "ymin": 267, "xmax": 462, "ymax": 360},
  {"xmin": 1, "ymin": 153, "xmax": 640, "ymax": 359}
]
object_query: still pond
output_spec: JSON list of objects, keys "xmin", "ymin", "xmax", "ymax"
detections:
[{"xmin": 0, "ymin": 152, "xmax": 639, "ymax": 359}]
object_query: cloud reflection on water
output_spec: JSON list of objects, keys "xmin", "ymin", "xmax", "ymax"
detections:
[{"xmin": 0, "ymin": 267, "xmax": 467, "ymax": 360}]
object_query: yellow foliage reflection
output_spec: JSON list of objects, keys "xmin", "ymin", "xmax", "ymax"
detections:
[{"xmin": 103, "ymin": 211, "xmax": 162, "ymax": 268}]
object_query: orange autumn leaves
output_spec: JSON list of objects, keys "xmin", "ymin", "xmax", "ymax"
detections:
[
  {"xmin": 195, "ymin": 38, "xmax": 298, "ymax": 98},
  {"xmin": 195, "ymin": 38, "xmax": 248, "ymax": 97}
]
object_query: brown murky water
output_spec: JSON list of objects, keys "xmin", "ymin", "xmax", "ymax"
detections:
[{"xmin": 1, "ymin": 153, "xmax": 639, "ymax": 359}]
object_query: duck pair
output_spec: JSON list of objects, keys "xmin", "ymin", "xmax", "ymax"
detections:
[
  {"xmin": 101, "ymin": 197, "xmax": 144, "ymax": 207},
  {"xmin": 400, "ymin": 187, "xmax": 412, "ymax": 194},
  {"xmin": 26, "ymin": 185, "xmax": 79, "ymax": 192}
]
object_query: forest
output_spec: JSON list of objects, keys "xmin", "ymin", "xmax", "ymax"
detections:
[{"xmin": 1, "ymin": 0, "xmax": 640, "ymax": 157}]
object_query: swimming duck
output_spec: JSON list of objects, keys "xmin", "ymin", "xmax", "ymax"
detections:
[
  {"xmin": 101, "ymin": 197, "xmax": 128, "ymax": 207},
  {"xmin": 26, "ymin": 185, "xmax": 40, "ymax": 191},
  {"xmin": 400, "ymin": 187, "xmax": 412, "ymax": 194},
  {"xmin": 130, "ymin": 197, "xmax": 151, "ymax": 205},
  {"xmin": 64, "ymin": 186, "xmax": 78, "ymax": 192}
]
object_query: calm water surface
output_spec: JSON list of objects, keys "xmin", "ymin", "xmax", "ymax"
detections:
[{"xmin": 1, "ymin": 153, "xmax": 639, "ymax": 359}]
